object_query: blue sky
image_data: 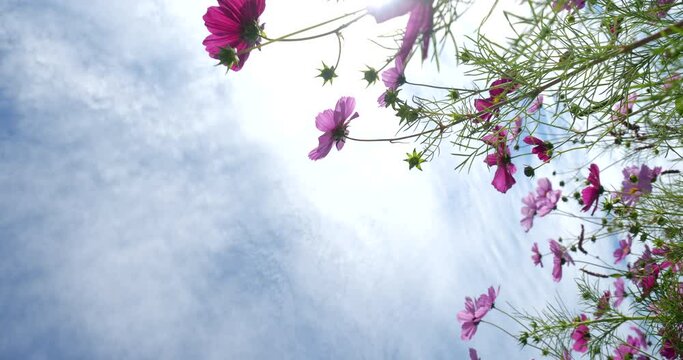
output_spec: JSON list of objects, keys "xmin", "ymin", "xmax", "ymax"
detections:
[{"xmin": 0, "ymin": 1, "xmax": 616, "ymax": 358}]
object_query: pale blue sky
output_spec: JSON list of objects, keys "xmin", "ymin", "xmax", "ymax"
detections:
[{"xmin": 0, "ymin": 1, "xmax": 611, "ymax": 358}]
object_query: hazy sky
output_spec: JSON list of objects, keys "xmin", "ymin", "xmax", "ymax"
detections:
[{"xmin": 0, "ymin": 0, "xmax": 619, "ymax": 358}]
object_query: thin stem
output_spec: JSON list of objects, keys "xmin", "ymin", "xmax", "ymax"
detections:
[{"xmin": 239, "ymin": 9, "xmax": 367, "ymax": 54}]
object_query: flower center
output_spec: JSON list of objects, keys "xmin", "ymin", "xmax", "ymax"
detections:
[
  {"xmin": 241, "ymin": 21, "xmax": 262, "ymax": 45},
  {"xmin": 332, "ymin": 126, "xmax": 348, "ymax": 141}
]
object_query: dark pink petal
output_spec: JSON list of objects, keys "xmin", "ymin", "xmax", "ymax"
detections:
[
  {"xmin": 484, "ymin": 153, "xmax": 498, "ymax": 167},
  {"xmin": 581, "ymin": 186, "xmax": 599, "ymax": 213},
  {"xmin": 469, "ymin": 348, "xmax": 479, "ymax": 360},
  {"xmin": 491, "ymin": 162, "xmax": 516, "ymax": 193},
  {"xmin": 204, "ymin": 6, "xmax": 242, "ymax": 34},
  {"xmin": 523, "ymin": 136, "xmax": 544, "ymax": 146},
  {"xmin": 489, "ymin": 78, "xmax": 516, "ymax": 98}
]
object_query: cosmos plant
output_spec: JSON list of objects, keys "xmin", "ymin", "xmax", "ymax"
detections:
[{"xmin": 203, "ymin": 0, "xmax": 683, "ymax": 358}]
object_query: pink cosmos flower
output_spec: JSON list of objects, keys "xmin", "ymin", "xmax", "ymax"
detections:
[
  {"xmin": 483, "ymin": 127, "xmax": 516, "ymax": 193},
  {"xmin": 378, "ymin": 57, "xmax": 406, "ymax": 106},
  {"xmin": 570, "ymin": 314, "xmax": 590, "ymax": 353},
  {"xmin": 524, "ymin": 136, "xmax": 553, "ymax": 163},
  {"xmin": 613, "ymin": 278, "xmax": 626, "ymax": 307},
  {"xmin": 581, "ymin": 163, "xmax": 602, "ymax": 215},
  {"xmin": 550, "ymin": 239, "xmax": 574, "ymax": 282},
  {"xmin": 612, "ymin": 93, "xmax": 638, "ymax": 121},
  {"xmin": 456, "ymin": 286, "xmax": 498, "ymax": 340},
  {"xmin": 368, "ymin": 0, "xmax": 433, "ymax": 65},
  {"xmin": 203, "ymin": 0, "xmax": 266, "ymax": 71},
  {"xmin": 308, "ymin": 97, "xmax": 359, "ymax": 160},
  {"xmin": 531, "ymin": 242, "xmax": 543, "ymax": 267},
  {"xmin": 630, "ymin": 326, "xmax": 648, "ymax": 350},
  {"xmin": 469, "ymin": 348, "xmax": 480, "ymax": 360},
  {"xmin": 511, "ymin": 117, "xmax": 523, "ymax": 140},
  {"xmin": 594, "ymin": 290, "xmax": 610, "ymax": 318},
  {"xmin": 527, "ymin": 95, "xmax": 544, "ymax": 114},
  {"xmin": 620, "ymin": 165, "xmax": 662, "ymax": 206},
  {"xmin": 552, "ymin": 0, "xmax": 586, "ymax": 12},
  {"xmin": 630, "ymin": 246, "xmax": 660, "ymax": 296},
  {"xmin": 520, "ymin": 178, "xmax": 561, "ymax": 232},
  {"xmin": 536, "ymin": 178, "xmax": 562, "ymax": 216},
  {"xmin": 613, "ymin": 235, "xmax": 633, "ymax": 264}
]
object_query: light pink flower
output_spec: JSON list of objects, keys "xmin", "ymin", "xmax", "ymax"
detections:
[
  {"xmin": 309, "ymin": 97, "xmax": 359, "ymax": 160},
  {"xmin": 527, "ymin": 95, "xmax": 544, "ymax": 114},
  {"xmin": 202, "ymin": 0, "xmax": 266, "ymax": 71},
  {"xmin": 550, "ymin": 239, "xmax": 574, "ymax": 282},
  {"xmin": 511, "ymin": 116, "xmax": 523, "ymax": 140},
  {"xmin": 521, "ymin": 178, "xmax": 561, "ymax": 232},
  {"xmin": 368, "ymin": 0, "xmax": 433, "ymax": 64},
  {"xmin": 613, "ymin": 278, "xmax": 626, "ymax": 307},
  {"xmin": 620, "ymin": 165, "xmax": 662, "ymax": 206},
  {"xmin": 536, "ymin": 178, "xmax": 562, "ymax": 216},
  {"xmin": 613, "ymin": 235, "xmax": 633, "ymax": 264},
  {"xmin": 630, "ymin": 326, "xmax": 648, "ymax": 350},
  {"xmin": 457, "ymin": 286, "xmax": 498, "ymax": 341},
  {"xmin": 570, "ymin": 314, "xmax": 590, "ymax": 353},
  {"xmin": 581, "ymin": 163, "xmax": 602, "ymax": 215},
  {"xmin": 531, "ymin": 242, "xmax": 543, "ymax": 267},
  {"xmin": 612, "ymin": 93, "xmax": 638, "ymax": 121}
]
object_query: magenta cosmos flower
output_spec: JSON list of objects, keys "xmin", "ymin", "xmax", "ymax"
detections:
[
  {"xmin": 524, "ymin": 136, "xmax": 553, "ymax": 163},
  {"xmin": 474, "ymin": 78, "xmax": 518, "ymax": 122},
  {"xmin": 613, "ymin": 235, "xmax": 633, "ymax": 264},
  {"xmin": 203, "ymin": 0, "xmax": 266, "ymax": 71},
  {"xmin": 368, "ymin": 0, "xmax": 433, "ymax": 65},
  {"xmin": 308, "ymin": 97, "xmax": 359, "ymax": 160},
  {"xmin": 570, "ymin": 314, "xmax": 590, "ymax": 353},
  {"xmin": 456, "ymin": 286, "xmax": 498, "ymax": 340},
  {"xmin": 483, "ymin": 127, "xmax": 516, "ymax": 193},
  {"xmin": 550, "ymin": 239, "xmax": 574, "ymax": 282},
  {"xmin": 620, "ymin": 164, "xmax": 662, "ymax": 206},
  {"xmin": 581, "ymin": 163, "xmax": 602, "ymax": 215},
  {"xmin": 531, "ymin": 242, "xmax": 543, "ymax": 267}
]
